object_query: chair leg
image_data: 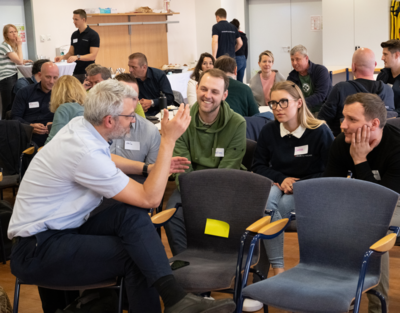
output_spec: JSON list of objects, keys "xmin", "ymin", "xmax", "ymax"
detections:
[
  {"xmin": 366, "ymin": 289, "xmax": 387, "ymax": 313},
  {"xmin": 118, "ymin": 277, "xmax": 124, "ymax": 313},
  {"xmin": 249, "ymin": 268, "xmax": 265, "ymax": 281},
  {"xmin": 13, "ymin": 278, "xmax": 21, "ymax": 313}
]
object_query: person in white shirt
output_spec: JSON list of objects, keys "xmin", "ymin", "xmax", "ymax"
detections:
[{"xmin": 8, "ymin": 80, "xmax": 236, "ymax": 313}]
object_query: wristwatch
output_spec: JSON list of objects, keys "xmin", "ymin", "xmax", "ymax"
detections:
[
  {"xmin": 150, "ymin": 100, "xmax": 155, "ymax": 107},
  {"xmin": 77, "ymin": 55, "xmax": 81, "ymax": 60},
  {"xmin": 142, "ymin": 163, "xmax": 149, "ymax": 177}
]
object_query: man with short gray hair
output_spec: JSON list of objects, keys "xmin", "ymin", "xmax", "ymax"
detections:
[
  {"xmin": 287, "ymin": 44, "xmax": 331, "ymax": 113},
  {"xmin": 8, "ymin": 79, "xmax": 236, "ymax": 313},
  {"xmin": 87, "ymin": 65, "xmax": 111, "ymax": 87}
]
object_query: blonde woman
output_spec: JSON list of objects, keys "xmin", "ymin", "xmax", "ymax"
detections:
[
  {"xmin": 252, "ymin": 81, "xmax": 334, "ymax": 275},
  {"xmin": 45, "ymin": 75, "xmax": 86, "ymax": 144},
  {"xmin": 249, "ymin": 50, "xmax": 285, "ymax": 106},
  {"xmin": 0, "ymin": 24, "xmax": 32, "ymax": 118}
]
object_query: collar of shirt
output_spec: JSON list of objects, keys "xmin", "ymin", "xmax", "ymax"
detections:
[
  {"xmin": 80, "ymin": 26, "xmax": 90, "ymax": 34},
  {"xmin": 82, "ymin": 117, "xmax": 110, "ymax": 147},
  {"xmin": 280, "ymin": 123, "xmax": 306, "ymax": 138},
  {"xmin": 31, "ymin": 75, "xmax": 38, "ymax": 84}
]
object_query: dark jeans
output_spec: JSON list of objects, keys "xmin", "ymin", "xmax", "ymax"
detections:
[
  {"xmin": 235, "ymin": 55, "xmax": 247, "ymax": 83},
  {"xmin": 0, "ymin": 73, "xmax": 18, "ymax": 119},
  {"xmin": 10, "ymin": 199, "xmax": 172, "ymax": 313}
]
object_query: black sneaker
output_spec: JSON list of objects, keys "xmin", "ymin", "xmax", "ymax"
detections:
[{"xmin": 164, "ymin": 293, "xmax": 236, "ymax": 313}]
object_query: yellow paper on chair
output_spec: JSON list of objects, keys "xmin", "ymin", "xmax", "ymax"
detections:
[{"xmin": 204, "ymin": 218, "xmax": 230, "ymax": 238}]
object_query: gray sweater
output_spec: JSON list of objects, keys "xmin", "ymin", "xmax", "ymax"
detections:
[{"xmin": 249, "ymin": 70, "xmax": 285, "ymax": 106}]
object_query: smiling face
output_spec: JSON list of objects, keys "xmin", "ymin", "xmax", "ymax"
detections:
[
  {"xmin": 270, "ymin": 89, "xmax": 302, "ymax": 124},
  {"xmin": 201, "ymin": 57, "xmax": 214, "ymax": 72},
  {"xmin": 196, "ymin": 73, "xmax": 228, "ymax": 116},
  {"xmin": 258, "ymin": 55, "xmax": 273, "ymax": 74},
  {"xmin": 291, "ymin": 52, "xmax": 309, "ymax": 74},
  {"xmin": 39, "ymin": 63, "xmax": 59, "ymax": 93}
]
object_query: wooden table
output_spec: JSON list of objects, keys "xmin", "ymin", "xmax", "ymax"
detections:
[{"xmin": 325, "ymin": 66, "xmax": 383, "ymax": 81}]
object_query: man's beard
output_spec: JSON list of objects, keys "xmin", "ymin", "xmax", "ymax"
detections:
[{"xmin": 109, "ymin": 122, "xmax": 132, "ymax": 140}]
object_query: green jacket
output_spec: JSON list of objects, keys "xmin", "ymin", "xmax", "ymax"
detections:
[
  {"xmin": 173, "ymin": 100, "xmax": 246, "ymax": 188},
  {"xmin": 225, "ymin": 78, "xmax": 259, "ymax": 117}
]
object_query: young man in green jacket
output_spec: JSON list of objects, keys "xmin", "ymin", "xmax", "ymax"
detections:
[{"xmin": 164, "ymin": 68, "xmax": 246, "ymax": 256}]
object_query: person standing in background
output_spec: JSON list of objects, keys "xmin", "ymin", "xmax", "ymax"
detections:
[
  {"xmin": 54, "ymin": 9, "xmax": 100, "ymax": 83},
  {"xmin": 212, "ymin": 8, "xmax": 242, "ymax": 60},
  {"xmin": 230, "ymin": 19, "xmax": 247, "ymax": 83},
  {"xmin": 0, "ymin": 24, "xmax": 32, "ymax": 119}
]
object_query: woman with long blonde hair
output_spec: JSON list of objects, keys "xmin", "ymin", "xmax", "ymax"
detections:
[
  {"xmin": 45, "ymin": 75, "xmax": 86, "ymax": 144},
  {"xmin": 0, "ymin": 24, "xmax": 32, "ymax": 118},
  {"xmin": 252, "ymin": 81, "xmax": 334, "ymax": 275}
]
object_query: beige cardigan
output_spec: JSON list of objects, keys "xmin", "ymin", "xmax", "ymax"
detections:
[{"xmin": 249, "ymin": 70, "xmax": 285, "ymax": 106}]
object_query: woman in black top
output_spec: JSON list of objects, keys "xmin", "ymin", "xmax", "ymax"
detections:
[
  {"xmin": 230, "ymin": 19, "xmax": 247, "ymax": 83},
  {"xmin": 252, "ymin": 81, "xmax": 334, "ymax": 275}
]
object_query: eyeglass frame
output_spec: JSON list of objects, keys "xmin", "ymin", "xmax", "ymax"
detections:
[
  {"xmin": 267, "ymin": 98, "xmax": 297, "ymax": 110},
  {"xmin": 118, "ymin": 112, "xmax": 136, "ymax": 121}
]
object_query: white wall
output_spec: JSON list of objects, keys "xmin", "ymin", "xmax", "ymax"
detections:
[
  {"xmin": 30, "ymin": 0, "xmax": 197, "ymax": 65},
  {"xmin": 0, "ymin": 0, "xmax": 29, "ymax": 59}
]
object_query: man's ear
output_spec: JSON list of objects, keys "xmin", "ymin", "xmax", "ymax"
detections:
[
  {"xmin": 103, "ymin": 115, "xmax": 115, "ymax": 129},
  {"xmin": 370, "ymin": 118, "xmax": 380, "ymax": 131},
  {"xmin": 222, "ymin": 89, "xmax": 228, "ymax": 101},
  {"xmin": 234, "ymin": 67, "xmax": 238, "ymax": 76}
]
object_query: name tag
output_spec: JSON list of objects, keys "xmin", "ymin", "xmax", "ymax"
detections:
[
  {"xmin": 215, "ymin": 148, "xmax": 224, "ymax": 157},
  {"xmin": 372, "ymin": 170, "xmax": 381, "ymax": 181},
  {"xmin": 125, "ymin": 141, "xmax": 140, "ymax": 151},
  {"xmin": 73, "ymin": 39, "xmax": 78, "ymax": 43},
  {"xmin": 29, "ymin": 102, "xmax": 39, "ymax": 109},
  {"xmin": 294, "ymin": 145, "xmax": 308, "ymax": 156}
]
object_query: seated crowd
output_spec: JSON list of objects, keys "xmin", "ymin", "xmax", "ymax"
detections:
[{"xmin": 3, "ymin": 26, "xmax": 400, "ymax": 313}]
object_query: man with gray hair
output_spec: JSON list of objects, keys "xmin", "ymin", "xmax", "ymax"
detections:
[
  {"xmin": 8, "ymin": 80, "xmax": 236, "ymax": 313},
  {"xmin": 287, "ymin": 44, "xmax": 331, "ymax": 113},
  {"xmin": 318, "ymin": 48, "xmax": 394, "ymax": 136},
  {"xmin": 87, "ymin": 65, "xmax": 111, "ymax": 87}
]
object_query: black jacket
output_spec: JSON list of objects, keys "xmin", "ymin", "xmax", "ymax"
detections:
[
  {"xmin": 287, "ymin": 61, "xmax": 332, "ymax": 109},
  {"xmin": 318, "ymin": 79, "xmax": 394, "ymax": 136},
  {"xmin": 377, "ymin": 68, "xmax": 400, "ymax": 114}
]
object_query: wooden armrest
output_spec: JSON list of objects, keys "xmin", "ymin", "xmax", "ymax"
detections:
[
  {"xmin": 246, "ymin": 216, "xmax": 271, "ymax": 232},
  {"xmin": 22, "ymin": 146, "xmax": 35, "ymax": 155},
  {"xmin": 38, "ymin": 147, "xmax": 43, "ymax": 152},
  {"xmin": 258, "ymin": 218, "xmax": 289, "ymax": 236},
  {"xmin": 0, "ymin": 172, "xmax": 2, "ymax": 182},
  {"xmin": 370, "ymin": 233, "xmax": 397, "ymax": 252},
  {"xmin": 151, "ymin": 208, "xmax": 176, "ymax": 225}
]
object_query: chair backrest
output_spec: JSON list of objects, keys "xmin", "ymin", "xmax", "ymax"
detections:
[
  {"xmin": 387, "ymin": 111, "xmax": 398, "ymax": 119},
  {"xmin": 293, "ymin": 177, "xmax": 398, "ymax": 276},
  {"xmin": 242, "ymin": 139, "xmax": 257, "ymax": 171},
  {"xmin": 0, "ymin": 121, "xmax": 32, "ymax": 175},
  {"xmin": 244, "ymin": 116, "xmax": 270, "ymax": 141},
  {"xmin": 179, "ymin": 169, "xmax": 273, "ymax": 253},
  {"xmin": 386, "ymin": 117, "xmax": 400, "ymax": 129}
]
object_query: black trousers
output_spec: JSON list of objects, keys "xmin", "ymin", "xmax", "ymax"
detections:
[
  {"xmin": 10, "ymin": 199, "xmax": 172, "ymax": 313},
  {"xmin": 0, "ymin": 73, "xmax": 17, "ymax": 119}
]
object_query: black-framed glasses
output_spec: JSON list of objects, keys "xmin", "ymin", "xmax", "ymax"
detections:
[
  {"xmin": 268, "ymin": 98, "xmax": 295, "ymax": 110},
  {"xmin": 118, "ymin": 112, "xmax": 136, "ymax": 121}
]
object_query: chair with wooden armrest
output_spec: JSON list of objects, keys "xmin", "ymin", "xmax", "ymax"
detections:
[
  {"xmin": 239, "ymin": 177, "xmax": 399, "ymax": 313},
  {"xmin": 168, "ymin": 169, "xmax": 273, "ymax": 311},
  {"xmin": 12, "ymin": 207, "xmax": 178, "ymax": 313}
]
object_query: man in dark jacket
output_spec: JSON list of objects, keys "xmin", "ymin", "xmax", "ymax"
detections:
[
  {"xmin": 287, "ymin": 45, "xmax": 331, "ymax": 113},
  {"xmin": 318, "ymin": 48, "xmax": 394, "ymax": 136},
  {"xmin": 377, "ymin": 39, "xmax": 400, "ymax": 114}
]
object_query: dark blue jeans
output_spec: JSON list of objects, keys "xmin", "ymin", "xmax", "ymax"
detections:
[
  {"xmin": 10, "ymin": 199, "xmax": 172, "ymax": 313},
  {"xmin": 0, "ymin": 73, "xmax": 17, "ymax": 119},
  {"xmin": 235, "ymin": 55, "xmax": 247, "ymax": 83}
]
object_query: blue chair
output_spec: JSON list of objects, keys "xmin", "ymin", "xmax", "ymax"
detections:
[{"xmin": 238, "ymin": 177, "xmax": 399, "ymax": 313}]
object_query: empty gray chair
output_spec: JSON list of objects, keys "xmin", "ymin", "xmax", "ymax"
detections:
[
  {"xmin": 240, "ymin": 177, "xmax": 399, "ymax": 313},
  {"xmin": 168, "ymin": 169, "xmax": 273, "ymax": 307},
  {"xmin": 386, "ymin": 117, "xmax": 400, "ymax": 129}
]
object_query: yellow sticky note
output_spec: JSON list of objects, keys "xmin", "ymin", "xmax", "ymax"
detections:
[{"xmin": 204, "ymin": 218, "xmax": 230, "ymax": 238}]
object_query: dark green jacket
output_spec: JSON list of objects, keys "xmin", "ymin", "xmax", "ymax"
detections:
[{"xmin": 225, "ymin": 77, "xmax": 259, "ymax": 117}]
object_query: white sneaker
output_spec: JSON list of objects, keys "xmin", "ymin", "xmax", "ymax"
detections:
[
  {"xmin": 243, "ymin": 298, "xmax": 263, "ymax": 312},
  {"xmin": 203, "ymin": 296, "xmax": 215, "ymax": 300}
]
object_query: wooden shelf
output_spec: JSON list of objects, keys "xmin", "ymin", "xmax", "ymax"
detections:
[{"xmin": 87, "ymin": 13, "xmax": 179, "ymax": 17}]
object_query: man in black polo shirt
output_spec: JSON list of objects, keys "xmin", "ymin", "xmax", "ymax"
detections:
[
  {"xmin": 377, "ymin": 39, "xmax": 400, "ymax": 114},
  {"xmin": 54, "ymin": 9, "xmax": 100, "ymax": 83},
  {"xmin": 11, "ymin": 62, "xmax": 58, "ymax": 147},
  {"xmin": 212, "ymin": 8, "xmax": 242, "ymax": 59},
  {"xmin": 128, "ymin": 52, "xmax": 174, "ymax": 116},
  {"xmin": 323, "ymin": 93, "xmax": 400, "ymax": 313}
]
